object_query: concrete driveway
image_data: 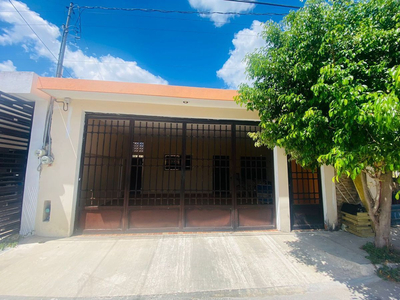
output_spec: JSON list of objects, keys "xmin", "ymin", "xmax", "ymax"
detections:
[{"xmin": 0, "ymin": 230, "xmax": 399, "ymax": 299}]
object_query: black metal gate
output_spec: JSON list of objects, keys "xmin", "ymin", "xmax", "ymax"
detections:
[
  {"xmin": 77, "ymin": 114, "xmax": 275, "ymax": 233},
  {"xmin": 0, "ymin": 92, "xmax": 34, "ymax": 240},
  {"xmin": 288, "ymin": 160, "xmax": 324, "ymax": 229}
]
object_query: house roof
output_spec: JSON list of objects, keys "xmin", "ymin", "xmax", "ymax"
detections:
[{"xmin": 36, "ymin": 77, "xmax": 238, "ymax": 102}]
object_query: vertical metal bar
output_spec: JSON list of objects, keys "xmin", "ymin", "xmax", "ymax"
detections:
[
  {"xmin": 213, "ymin": 124, "xmax": 216, "ymax": 206},
  {"xmin": 199, "ymin": 124, "xmax": 203, "ymax": 205},
  {"xmin": 231, "ymin": 124, "xmax": 237, "ymax": 229},
  {"xmin": 121, "ymin": 121, "xmax": 128, "ymax": 203},
  {"xmin": 317, "ymin": 167, "xmax": 324, "ymax": 218},
  {"xmin": 84, "ymin": 119, "xmax": 94, "ymax": 207},
  {"xmin": 99, "ymin": 119, "xmax": 107, "ymax": 206},
  {"xmin": 219, "ymin": 125, "xmax": 222, "ymax": 205},
  {"xmin": 147, "ymin": 122, "xmax": 154, "ymax": 205},
  {"xmin": 105, "ymin": 120, "xmax": 112, "ymax": 205},
  {"xmin": 168, "ymin": 122, "xmax": 173, "ymax": 205},
  {"xmin": 113, "ymin": 120, "xmax": 120, "ymax": 206},
  {"xmin": 225, "ymin": 126, "xmax": 229, "ymax": 206},
  {"xmin": 244, "ymin": 125, "xmax": 249, "ymax": 204},
  {"xmin": 287, "ymin": 157, "xmax": 294, "ymax": 230},
  {"xmin": 180, "ymin": 122, "xmax": 187, "ymax": 230},
  {"xmin": 92, "ymin": 120, "xmax": 101, "ymax": 206},
  {"xmin": 131, "ymin": 122, "xmax": 137, "ymax": 206},
  {"xmin": 175, "ymin": 123, "xmax": 180, "ymax": 205},
  {"xmin": 189, "ymin": 124, "xmax": 193, "ymax": 206},
  {"xmin": 236, "ymin": 125, "xmax": 240, "ymax": 206},
  {"xmin": 208, "ymin": 124, "xmax": 212, "ymax": 205},
  {"xmin": 154, "ymin": 122, "xmax": 161, "ymax": 205},
  {"xmin": 138, "ymin": 121, "xmax": 143, "ymax": 206},
  {"xmin": 161, "ymin": 122, "xmax": 167, "ymax": 205},
  {"xmin": 122, "ymin": 120, "xmax": 133, "ymax": 231},
  {"xmin": 310, "ymin": 169, "xmax": 315, "ymax": 204}
]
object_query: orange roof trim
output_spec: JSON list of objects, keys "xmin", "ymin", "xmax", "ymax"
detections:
[{"xmin": 37, "ymin": 77, "xmax": 238, "ymax": 101}]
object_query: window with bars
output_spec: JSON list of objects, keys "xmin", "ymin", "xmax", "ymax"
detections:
[
  {"xmin": 289, "ymin": 160, "xmax": 320, "ymax": 205},
  {"xmin": 133, "ymin": 141, "xmax": 144, "ymax": 153},
  {"xmin": 164, "ymin": 155, "xmax": 192, "ymax": 170}
]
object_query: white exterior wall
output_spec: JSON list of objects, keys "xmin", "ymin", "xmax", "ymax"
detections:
[
  {"xmin": 273, "ymin": 147, "xmax": 291, "ymax": 232},
  {"xmin": 34, "ymin": 99, "xmax": 262, "ymax": 237},
  {"xmin": 321, "ymin": 165, "xmax": 338, "ymax": 230},
  {"xmin": 19, "ymin": 100, "xmax": 48, "ymax": 235}
]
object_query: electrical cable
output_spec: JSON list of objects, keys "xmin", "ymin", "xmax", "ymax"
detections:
[
  {"xmin": 77, "ymin": 6, "xmax": 287, "ymax": 16},
  {"xmin": 223, "ymin": 0, "xmax": 301, "ymax": 9},
  {"xmin": 54, "ymin": 99, "xmax": 69, "ymax": 111}
]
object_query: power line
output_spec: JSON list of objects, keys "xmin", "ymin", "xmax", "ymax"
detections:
[
  {"xmin": 224, "ymin": 0, "xmax": 301, "ymax": 9},
  {"xmin": 7, "ymin": 0, "xmax": 75, "ymax": 78},
  {"xmin": 77, "ymin": 6, "xmax": 287, "ymax": 16},
  {"xmin": 0, "ymin": 57, "xmax": 252, "ymax": 71},
  {"xmin": 10, "ymin": 24, "xmax": 261, "ymax": 36}
]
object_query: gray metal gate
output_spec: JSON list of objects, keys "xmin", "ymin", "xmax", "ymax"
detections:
[{"xmin": 0, "ymin": 92, "xmax": 34, "ymax": 240}]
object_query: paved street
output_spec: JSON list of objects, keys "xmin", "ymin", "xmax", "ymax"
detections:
[{"xmin": 0, "ymin": 230, "xmax": 399, "ymax": 299}]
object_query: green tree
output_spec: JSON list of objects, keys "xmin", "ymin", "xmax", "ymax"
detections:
[{"xmin": 237, "ymin": 0, "xmax": 400, "ymax": 248}]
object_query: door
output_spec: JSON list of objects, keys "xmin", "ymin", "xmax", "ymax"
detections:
[
  {"xmin": 78, "ymin": 118, "xmax": 130, "ymax": 231},
  {"xmin": 235, "ymin": 124, "xmax": 275, "ymax": 229},
  {"xmin": 184, "ymin": 124, "xmax": 233, "ymax": 229},
  {"xmin": 288, "ymin": 160, "xmax": 324, "ymax": 229},
  {"xmin": 127, "ymin": 120, "xmax": 182, "ymax": 230}
]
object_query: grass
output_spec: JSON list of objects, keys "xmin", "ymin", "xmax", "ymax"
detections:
[
  {"xmin": 377, "ymin": 265, "xmax": 400, "ymax": 282},
  {"xmin": 361, "ymin": 242, "xmax": 400, "ymax": 264},
  {"xmin": 362, "ymin": 242, "xmax": 400, "ymax": 282},
  {"xmin": 0, "ymin": 234, "xmax": 20, "ymax": 251},
  {"xmin": 0, "ymin": 241, "xmax": 18, "ymax": 251}
]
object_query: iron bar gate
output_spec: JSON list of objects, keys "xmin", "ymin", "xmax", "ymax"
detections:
[
  {"xmin": 77, "ymin": 114, "xmax": 275, "ymax": 233},
  {"xmin": 288, "ymin": 160, "xmax": 324, "ymax": 229},
  {"xmin": 0, "ymin": 92, "xmax": 34, "ymax": 240}
]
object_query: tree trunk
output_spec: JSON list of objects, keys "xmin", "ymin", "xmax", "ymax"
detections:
[{"xmin": 373, "ymin": 172, "xmax": 393, "ymax": 248}]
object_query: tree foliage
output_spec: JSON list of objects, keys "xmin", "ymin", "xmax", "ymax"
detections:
[{"xmin": 237, "ymin": 0, "xmax": 400, "ymax": 181}]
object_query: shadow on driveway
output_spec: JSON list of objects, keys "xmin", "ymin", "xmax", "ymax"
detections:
[{"xmin": 285, "ymin": 230, "xmax": 400, "ymax": 299}]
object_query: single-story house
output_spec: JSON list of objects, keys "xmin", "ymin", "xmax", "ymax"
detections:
[{"xmin": 0, "ymin": 71, "xmax": 340, "ymax": 238}]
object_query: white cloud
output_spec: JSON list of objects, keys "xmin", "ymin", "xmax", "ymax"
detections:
[
  {"xmin": 0, "ymin": 60, "xmax": 17, "ymax": 71},
  {"xmin": 188, "ymin": 0, "xmax": 254, "ymax": 27},
  {"xmin": 217, "ymin": 20, "xmax": 266, "ymax": 89},
  {"xmin": 0, "ymin": 0, "xmax": 167, "ymax": 84}
]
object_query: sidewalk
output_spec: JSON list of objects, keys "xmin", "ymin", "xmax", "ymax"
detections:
[{"xmin": 0, "ymin": 230, "xmax": 399, "ymax": 299}]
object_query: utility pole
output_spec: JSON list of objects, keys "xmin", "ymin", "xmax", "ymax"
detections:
[
  {"xmin": 39, "ymin": 2, "xmax": 74, "ymax": 169},
  {"xmin": 56, "ymin": 2, "xmax": 74, "ymax": 78}
]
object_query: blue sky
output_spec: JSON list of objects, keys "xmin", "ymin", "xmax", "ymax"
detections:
[{"xmin": 0, "ymin": 0, "xmax": 303, "ymax": 89}]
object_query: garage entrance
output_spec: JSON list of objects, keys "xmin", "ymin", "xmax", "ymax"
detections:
[{"xmin": 77, "ymin": 115, "xmax": 275, "ymax": 233}]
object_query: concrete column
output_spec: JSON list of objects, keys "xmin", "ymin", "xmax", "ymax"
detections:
[
  {"xmin": 20, "ymin": 100, "xmax": 48, "ymax": 236},
  {"xmin": 320, "ymin": 165, "xmax": 338, "ymax": 230},
  {"xmin": 273, "ymin": 147, "xmax": 291, "ymax": 232}
]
